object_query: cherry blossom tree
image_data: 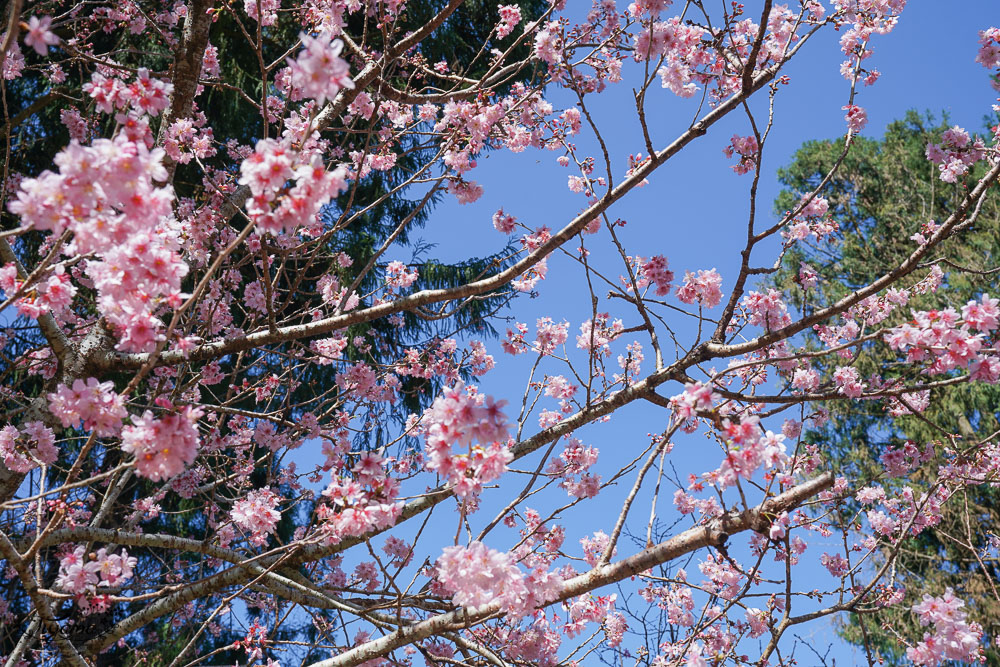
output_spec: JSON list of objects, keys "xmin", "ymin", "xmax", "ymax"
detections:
[{"xmin": 0, "ymin": 1, "xmax": 998, "ymax": 666}]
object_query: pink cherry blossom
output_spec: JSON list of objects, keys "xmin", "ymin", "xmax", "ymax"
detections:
[
  {"xmin": 724, "ymin": 134, "xmax": 759, "ymax": 175},
  {"xmin": 24, "ymin": 16, "xmax": 59, "ymax": 56},
  {"xmin": 421, "ymin": 383, "xmax": 512, "ymax": 499},
  {"xmin": 48, "ymin": 378, "xmax": 127, "ymax": 436},
  {"xmin": 496, "ymin": 5, "xmax": 522, "ymax": 38},
  {"xmin": 287, "ymin": 33, "xmax": 354, "ymax": 105},
  {"xmin": 121, "ymin": 406, "xmax": 203, "ymax": 481},
  {"xmin": 231, "ymin": 488, "xmax": 282, "ymax": 546},
  {"xmin": 676, "ymin": 269, "xmax": 723, "ymax": 308},
  {"xmin": 907, "ymin": 588, "xmax": 983, "ymax": 665},
  {"xmin": 436, "ymin": 541, "xmax": 561, "ymax": 617},
  {"xmin": 0, "ymin": 422, "xmax": 58, "ymax": 473},
  {"xmin": 843, "ymin": 104, "xmax": 868, "ymax": 133}
]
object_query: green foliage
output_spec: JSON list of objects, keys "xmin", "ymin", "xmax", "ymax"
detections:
[{"xmin": 772, "ymin": 111, "xmax": 1000, "ymax": 663}]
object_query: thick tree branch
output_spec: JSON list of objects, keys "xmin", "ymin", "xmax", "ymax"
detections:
[
  {"xmin": 99, "ymin": 57, "xmax": 797, "ymax": 372},
  {"xmin": 157, "ymin": 0, "xmax": 214, "ymax": 182},
  {"xmin": 304, "ymin": 473, "xmax": 834, "ymax": 667}
]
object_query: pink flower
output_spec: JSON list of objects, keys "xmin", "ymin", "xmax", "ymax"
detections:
[
  {"xmin": 239, "ymin": 137, "xmax": 350, "ymax": 234},
  {"xmin": 580, "ymin": 530, "xmax": 614, "ymax": 567},
  {"xmin": 769, "ymin": 511, "xmax": 790, "ymax": 540},
  {"xmin": 496, "ymin": 5, "xmax": 522, "ymax": 39},
  {"xmin": 833, "ymin": 366, "xmax": 865, "ymax": 398},
  {"xmin": 533, "ymin": 22, "xmax": 563, "ymax": 65},
  {"xmin": 382, "ymin": 536, "xmax": 413, "ymax": 566},
  {"xmin": 548, "ymin": 439, "xmax": 601, "ymax": 498},
  {"xmin": 576, "ymin": 313, "xmax": 624, "ymax": 355},
  {"xmin": 634, "ymin": 255, "xmax": 674, "ymax": 296},
  {"xmin": 421, "ymin": 383, "xmax": 512, "ymax": 499},
  {"xmin": 925, "ymin": 126, "xmax": 986, "ymax": 183},
  {"xmin": 975, "ymin": 27, "xmax": 1000, "ymax": 70},
  {"xmin": 492, "ymin": 208, "xmax": 517, "ymax": 234},
  {"xmin": 287, "ymin": 33, "xmax": 354, "ymax": 105},
  {"xmin": 741, "ymin": 289, "xmax": 791, "ymax": 330},
  {"xmin": 867, "ymin": 510, "xmax": 897, "ymax": 536},
  {"xmin": 723, "ymin": 134, "xmax": 759, "ymax": 175},
  {"xmin": 436, "ymin": 541, "xmax": 560, "ymax": 617},
  {"xmin": 798, "ymin": 262, "xmax": 818, "ymax": 289},
  {"xmin": 676, "ymin": 269, "xmax": 723, "ymax": 308},
  {"xmin": 55, "ymin": 546, "xmax": 99, "ymax": 594},
  {"xmin": 669, "ymin": 382, "xmax": 719, "ymax": 420},
  {"xmin": 745, "ymin": 608, "xmax": 770, "ymax": 637},
  {"xmin": 604, "ymin": 612, "xmax": 627, "ymax": 647},
  {"xmin": 962, "ymin": 294, "xmax": 1000, "ymax": 331},
  {"xmin": 9, "ymin": 133, "xmax": 184, "ymax": 353},
  {"xmin": 512, "ymin": 256, "xmax": 547, "ymax": 292},
  {"xmin": 244, "ymin": 0, "xmax": 280, "ymax": 25},
  {"xmin": 0, "ymin": 422, "xmax": 57, "ymax": 473},
  {"xmin": 23, "ymin": 16, "xmax": 59, "ymax": 56},
  {"xmin": 121, "ymin": 406, "xmax": 203, "ymax": 481},
  {"xmin": 907, "ymin": 588, "xmax": 983, "ymax": 665},
  {"xmin": 128, "ymin": 68, "xmax": 173, "ymax": 116},
  {"xmin": 535, "ymin": 317, "xmax": 569, "ymax": 354},
  {"xmin": 856, "ymin": 485, "xmax": 885, "ymax": 504},
  {"xmin": 791, "ymin": 368, "xmax": 820, "ymax": 392},
  {"xmin": 448, "ymin": 179, "xmax": 483, "ymax": 204},
  {"xmin": 231, "ymin": 488, "xmax": 282, "ymax": 546},
  {"xmin": 385, "ymin": 260, "xmax": 418, "ymax": 290},
  {"xmin": 843, "ymin": 105, "xmax": 868, "ymax": 133},
  {"xmin": 93, "ymin": 547, "xmax": 137, "ymax": 587},
  {"xmin": 821, "ymin": 552, "xmax": 850, "ymax": 577},
  {"xmin": 48, "ymin": 378, "xmax": 127, "ymax": 436}
]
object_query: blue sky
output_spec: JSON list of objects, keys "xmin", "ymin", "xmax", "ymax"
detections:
[{"xmin": 411, "ymin": 2, "xmax": 1000, "ymax": 663}]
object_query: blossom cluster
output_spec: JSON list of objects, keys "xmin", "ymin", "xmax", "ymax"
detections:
[
  {"xmin": 0, "ymin": 263, "xmax": 76, "ymax": 320},
  {"xmin": 634, "ymin": 18, "xmax": 709, "ymax": 98},
  {"xmin": 286, "ymin": 33, "xmax": 354, "ymax": 105},
  {"xmin": 9, "ymin": 133, "xmax": 186, "ymax": 352},
  {"xmin": 676, "ymin": 268, "xmax": 723, "ymax": 308},
  {"xmin": 496, "ymin": 5, "xmax": 522, "ymax": 39},
  {"xmin": 421, "ymin": 383, "xmax": 512, "ymax": 499},
  {"xmin": 231, "ymin": 488, "xmax": 282, "ymax": 546},
  {"xmin": 906, "ymin": 588, "xmax": 983, "ymax": 665},
  {"xmin": 318, "ymin": 451, "xmax": 403, "ymax": 545},
  {"xmin": 84, "ymin": 68, "xmax": 173, "ymax": 117},
  {"xmin": 436, "ymin": 541, "xmax": 562, "ymax": 617},
  {"xmin": 783, "ymin": 194, "xmax": 837, "ymax": 242},
  {"xmin": 884, "ymin": 295, "xmax": 1000, "ymax": 380},
  {"xmin": 239, "ymin": 137, "xmax": 351, "ymax": 235},
  {"xmin": 925, "ymin": 126, "xmax": 987, "ymax": 183},
  {"xmin": 741, "ymin": 289, "xmax": 792, "ymax": 330},
  {"xmin": 121, "ymin": 406, "xmax": 204, "ymax": 481},
  {"xmin": 546, "ymin": 439, "xmax": 601, "ymax": 498},
  {"xmin": 0, "ymin": 422, "xmax": 57, "ymax": 473},
  {"xmin": 631, "ymin": 255, "xmax": 674, "ymax": 296},
  {"xmin": 724, "ymin": 134, "xmax": 759, "ymax": 175},
  {"xmin": 55, "ymin": 545, "xmax": 137, "ymax": 596},
  {"xmin": 576, "ymin": 313, "xmax": 624, "ymax": 356},
  {"xmin": 47, "ymin": 378, "xmax": 127, "ymax": 437},
  {"xmin": 712, "ymin": 421, "xmax": 788, "ymax": 489}
]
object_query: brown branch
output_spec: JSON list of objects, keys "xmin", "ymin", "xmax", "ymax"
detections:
[
  {"xmin": 99, "ymin": 56, "xmax": 798, "ymax": 373},
  {"xmin": 304, "ymin": 473, "xmax": 834, "ymax": 667},
  {"xmin": 157, "ymin": 0, "xmax": 214, "ymax": 182}
]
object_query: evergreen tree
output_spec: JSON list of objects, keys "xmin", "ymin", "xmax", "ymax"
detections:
[
  {"xmin": 0, "ymin": 1, "xmax": 545, "ymax": 661},
  {"xmin": 772, "ymin": 111, "xmax": 1000, "ymax": 664}
]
